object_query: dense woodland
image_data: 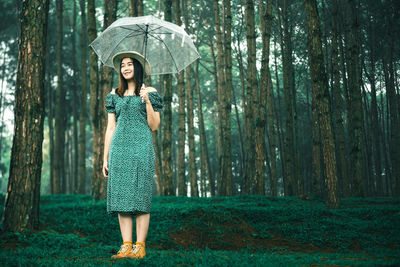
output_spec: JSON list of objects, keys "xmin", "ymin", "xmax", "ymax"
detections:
[{"xmin": 0, "ymin": 0, "xmax": 399, "ymax": 231}]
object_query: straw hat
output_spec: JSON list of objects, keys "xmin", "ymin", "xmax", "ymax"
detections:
[{"xmin": 112, "ymin": 51, "xmax": 151, "ymax": 76}]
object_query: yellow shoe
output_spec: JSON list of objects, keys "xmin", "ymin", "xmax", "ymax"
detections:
[
  {"xmin": 127, "ymin": 243, "xmax": 146, "ymax": 259},
  {"xmin": 111, "ymin": 243, "xmax": 133, "ymax": 259}
]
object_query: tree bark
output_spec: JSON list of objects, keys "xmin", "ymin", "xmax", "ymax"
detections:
[
  {"xmin": 129, "ymin": 0, "xmax": 143, "ymax": 16},
  {"xmin": 261, "ymin": 0, "xmax": 277, "ymax": 196},
  {"xmin": 195, "ymin": 60, "xmax": 213, "ymax": 197},
  {"xmin": 257, "ymin": 0, "xmax": 273, "ymax": 195},
  {"xmin": 186, "ymin": 67, "xmax": 198, "ymax": 197},
  {"xmin": 383, "ymin": 1, "xmax": 400, "ymax": 196},
  {"xmin": 71, "ymin": 0, "xmax": 79, "ymax": 193},
  {"xmin": 54, "ymin": 0, "xmax": 65, "ymax": 194},
  {"xmin": 221, "ymin": 0, "xmax": 233, "ymax": 196},
  {"xmin": 304, "ymin": 0, "xmax": 339, "ymax": 209},
  {"xmin": 78, "ymin": 0, "xmax": 87, "ymax": 194},
  {"xmin": 2, "ymin": 0, "xmax": 49, "ymax": 231},
  {"xmin": 212, "ymin": 0, "xmax": 225, "ymax": 196},
  {"xmin": 244, "ymin": 0, "xmax": 257, "ymax": 194},
  {"xmin": 174, "ymin": 0, "xmax": 186, "ymax": 196},
  {"xmin": 280, "ymin": 0, "xmax": 298, "ymax": 196},
  {"xmin": 162, "ymin": 0, "xmax": 174, "ymax": 196},
  {"xmin": 88, "ymin": 0, "xmax": 105, "ymax": 200},
  {"xmin": 330, "ymin": 0, "xmax": 347, "ymax": 198},
  {"xmin": 344, "ymin": 0, "xmax": 364, "ymax": 197}
]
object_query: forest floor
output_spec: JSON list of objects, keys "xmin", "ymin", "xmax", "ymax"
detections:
[{"xmin": 0, "ymin": 194, "xmax": 399, "ymax": 266}]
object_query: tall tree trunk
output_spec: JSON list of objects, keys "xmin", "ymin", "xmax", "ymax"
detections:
[
  {"xmin": 2, "ymin": 0, "xmax": 49, "ymax": 231},
  {"xmin": 337, "ymin": 16, "xmax": 350, "ymax": 197},
  {"xmin": 213, "ymin": 0, "xmax": 225, "ymax": 196},
  {"xmin": 261, "ymin": 0, "xmax": 277, "ymax": 196},
  {"xmin": 181, "ymin": 0, "xmax": 198, "ymax": 197},
  {"xmin": 344, "ymin": 0, "xmax": 364, "ymax": 197},
  {"xmin": 244, "ymin": 0, "xmax": 257, "ymax": 194},
  {"xmin": 72, "ymin": 0, "xmax": 79, "ymax": 193},
  {"xmin": 54, "ymin": 0, "xmax": 65, "ymax": 194},
  {"xmin": 280, "ymin": 0, "xmax": 298, "ymax": 196},
  {"xmin": 273, "ymin": 38, "xmax": 285, "ymax": 196},
  {"xmin": 186, "ymin": 67, "xmax": 198, "ymax": 197},
  {"xmin": 78, "ymin": 0, "xmax": 87, "ymax": 194},
  {"xmin": 129, "ymin": 0, "xmax": 143, "ymax": 16},
  {"xmin": 304, "ymin": 0, "xmax": 339, "ymax": 209},
  {"xmin": 331, "ymin": 0, "xmax": 347, "ymax": 198},
  {"xmin": 257, "ymin": 0, "xmax": 273, "ymax": 195},
  {"xmin": 233, "ymin": 13, "xmax": 247, "ymax": 193},
  {"xmin": 208, "ymin": 39, "xmax": 222, "ymax": 196},
  {"xmin": 88, "ymin": 0, "xmax": 105, "ymax": 200},
  {"xmin": 195, "ymin": 60, "xmax": 213, "ymax": 197},
  {"xmin": 221, "ymin": 0, "xmax": 233, "ymax": 196},
  {"xmin": 383, "ymin": 1, "xmax": 400, "ymax": 196},
  {"xmin": 174, "ymin": 0, "xmax": 186, "ymax": 196},
  {"xmin": 364, "ymin": 54, "xmax": 383, "ymax": 195},
  {"xmin": 46, "ymin": 64, "xmax": 55, "ymax": 194},
  {"xmin": 162, "ymin": 0, "xmax": 174, "ymax": 196}
]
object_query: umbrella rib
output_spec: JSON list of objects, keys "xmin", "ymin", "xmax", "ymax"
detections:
[
  {"xmin": 119, "ymin": 25, "xmax": 146, "ymax": 33},
  {"xmin": 147, "ymin": 32, "xmax": 180, "ymax": 73}
]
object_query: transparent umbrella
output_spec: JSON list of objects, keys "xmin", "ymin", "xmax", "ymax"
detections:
[{"xmin": 89, "ymin": 15, "xmax": 200, "ymax": 76}]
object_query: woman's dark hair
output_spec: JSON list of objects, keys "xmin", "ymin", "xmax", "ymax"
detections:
[{"xmin": 116, "ymin": 58, "xmax": 144, "ymax": 97}]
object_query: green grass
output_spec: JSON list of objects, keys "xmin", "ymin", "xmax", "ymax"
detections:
[{"xmin": 1, "ymin": 194, "xmax": 399, "ymax": 266}]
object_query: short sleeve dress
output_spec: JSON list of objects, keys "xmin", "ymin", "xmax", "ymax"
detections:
[{"xmin": 105, "ymin": 90, "xmax": 163, "ymax": 215}]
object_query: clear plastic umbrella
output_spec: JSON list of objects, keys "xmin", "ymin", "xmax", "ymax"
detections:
[{"xmin": 89, "ymin": 15, "xmax": 200, "ymax": 76}]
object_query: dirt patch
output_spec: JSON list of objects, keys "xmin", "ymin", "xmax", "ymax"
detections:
[
  {"xmin": 168, "ymin": 209, "xmax": 337, "ymax": 254},
  {"xmin": 1, "ymin": 234, "xmax": 30, "ymax": 252}
]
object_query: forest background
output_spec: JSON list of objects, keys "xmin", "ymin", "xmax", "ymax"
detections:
[
  {"xmin": 0, "ymin": 0, "xmax": 399, "ymax": 229},
  {"xmin": 0, "ymin": 0, "xmax": 399, "ymax": 265}
]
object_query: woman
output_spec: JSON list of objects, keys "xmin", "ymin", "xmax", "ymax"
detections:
[{"xmin": 102, "ymin": 51, "xmax": 163, "ymax": 259}]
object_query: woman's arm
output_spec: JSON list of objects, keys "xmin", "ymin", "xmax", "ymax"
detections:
[
  {"xmin": 141, "ymin": 87, "xmax": 160, "ymax": 131},
  {"xmin": 103, "ymin": 113, "xmax": 116, "ymax": 178}
]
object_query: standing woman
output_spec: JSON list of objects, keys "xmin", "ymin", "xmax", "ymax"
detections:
[{"xmin": 102, "ymin": 51, "xmax": 163, "ymax": 259}]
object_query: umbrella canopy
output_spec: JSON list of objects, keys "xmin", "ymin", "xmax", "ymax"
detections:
[{"xmin": 90, "ymin": 15, "xmax": 200, "ymax": 76}]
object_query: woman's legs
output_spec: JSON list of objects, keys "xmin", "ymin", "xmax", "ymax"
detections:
[
  {"xmin": 118, "ymin": 212, "xmax": 133, "ymax": 242},
  {"xmin": 136, "ymin": 213, "xmax": 150, "ymax": 242}
]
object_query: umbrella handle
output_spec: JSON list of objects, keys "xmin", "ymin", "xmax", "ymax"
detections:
[{"xmin": 141, "ymin": 83, "xmax": 145, "ymax": 103}]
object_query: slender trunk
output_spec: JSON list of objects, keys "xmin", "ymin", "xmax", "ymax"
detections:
[
  {"xmin": 244, "ymin": 0, "xmax": 257, "ymax": 194},
  {"xmin": 162, "ymin": 0, "xmax": 174, "ymax": 196},
  {"xmin": 304, "ymin": 0, "xmax": 339, "ymax": 209},
  {"xmin": 337, "ymin": 15, "xmax": 350, "ymax": 197},
  {"xmin": 88, "ymin": 0, "xmax": 105, "ymax": 200},
  {"xmin": 78, "ymin": 0, "xmax": 87, "ymax": 194},
  {"xmin": 186, "ymin": 67, "xmax": 198, "ymax": 197},
  {"xmin": 54, "ymin": 0, "xmax": 65, "ymax": 194},
  {"xmin": 257, "ymin": 0, "xmax": 273, "ymax": 195},
  {"xmin": 222, "ymin": 0, "xmax": 233, "ymax": 196},
  {"xmin": 129, "ymin": 0, "xmax": 143, "ymax": 16},
  {"xmin": 273, "ymin": 37, "xmax": 285, "ymax": 196},
  {"xmin": 383, "ymin": 3, "xmax": 400, "ymax": 196},
  {"xmin": 213, "ymin": 0, "xmax": 225, "ymax": 196},
  {"xmin": 2, "ymin": 0, "xmax": 49, "ymax": 231},
  {"xmin": 233, "ymin": 23, "xmax": 247, "ymax": 193},
  {"xmin": 72, "ymin": 0, "xmax": 79, "ymax": 193},
  {"xmin": 47, "ymin": 66, "xmax": 55, "ymax": 194},
  {"xmin": 174, "ymin": 0, "xmax": 186, "ymax": 196},
  {"xmin": 195, "ymin": 60, "xmax": 213, "ymax": 196},
  {"xmin": 280, "ymin": 0, "xmax": 297, "ymax": 196},
  {"xmin": 344, "ymin": 0, "xmax": 364, "ymax": 197},
  {"xmin": 331, "ymin": 0, "xmax": 347, "ymax": 198}
]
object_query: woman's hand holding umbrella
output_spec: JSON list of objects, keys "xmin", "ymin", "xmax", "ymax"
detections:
[{"xmin": 140, "ymin": 86, "xmax": 151, "ymax": 104}]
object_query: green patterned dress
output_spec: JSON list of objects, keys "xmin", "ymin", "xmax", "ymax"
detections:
[{"xmin": 105, "ymin": 91, "xmax": 163, "ymax": 215}]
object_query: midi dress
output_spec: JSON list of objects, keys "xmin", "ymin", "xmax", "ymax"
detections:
[{"xmin": 105, "ymin": 90, "xmax": 163, "ymax": 215}]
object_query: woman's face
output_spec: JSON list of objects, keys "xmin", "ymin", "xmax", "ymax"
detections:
[{"xmin": 120, "ymin": 57, "xmax": 134, "ymax": 80}]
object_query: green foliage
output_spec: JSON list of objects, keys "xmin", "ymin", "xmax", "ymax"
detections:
[{"xmin": 1, "ymin": 194, "xmax": 399, "ymax": 266}]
